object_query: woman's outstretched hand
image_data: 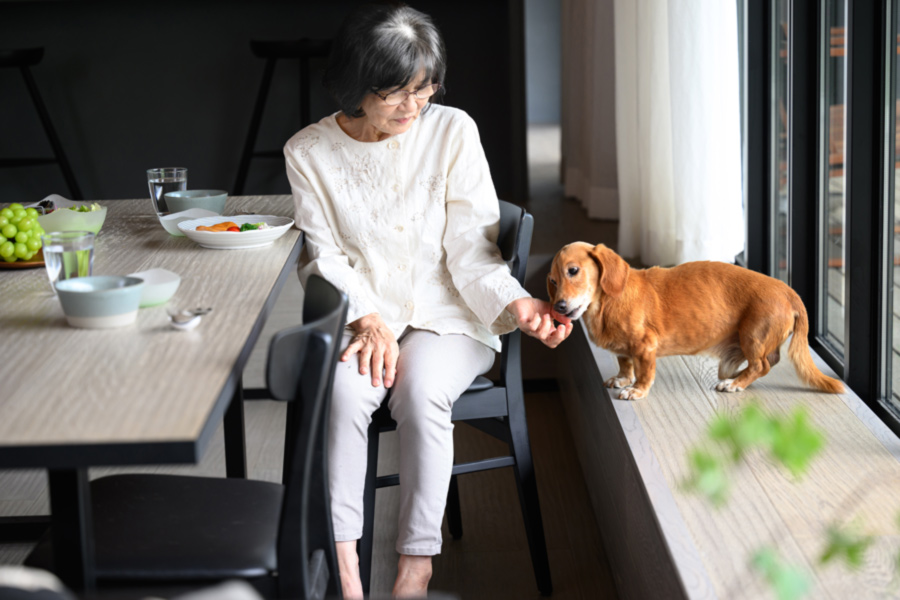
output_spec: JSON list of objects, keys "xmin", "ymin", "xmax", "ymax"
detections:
[
  {"xmin": 343, "ymin": 313, "xmax": 399, "ymax": 388},
  {"xmin": 506, "ymin": 297, "xmax": 573, "ymax": 349}
]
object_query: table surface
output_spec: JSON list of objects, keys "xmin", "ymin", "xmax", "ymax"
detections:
[{"xmin": 0, "ymin": 194, "xmax": 301, "ymax": 468}]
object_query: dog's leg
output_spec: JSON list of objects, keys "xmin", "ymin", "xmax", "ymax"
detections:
[
  {"xmin": 619, "ymin": 346, "xmax": 656, "ymax": 400},
  {"xmin": 717, "ymin": 343, "xmax": 745, "ymax": 380},
  {"xmin": 716, "ymin": 335, "xmax": 772, "ymax": 392},
  {"xmin": 605, "ymin": 356, "xmax": 636, "ymax": 389}
]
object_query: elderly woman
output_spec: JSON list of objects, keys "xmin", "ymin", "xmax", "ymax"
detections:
[{"xmin": 284, "ymin": 3, "xmax": 572, "ymax": 597}]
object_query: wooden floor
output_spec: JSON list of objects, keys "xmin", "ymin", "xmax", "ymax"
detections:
[{"xmin": 0, "ymin": 125, "xmax": 621, "ymax": 599}]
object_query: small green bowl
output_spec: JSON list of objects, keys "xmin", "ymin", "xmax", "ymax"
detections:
[
  {"xmin": 55, "ymin": 275, "xmax": 144, "ymax": 329},
  {"xmin": 164, "ymin": 190, "xmax": 228, "ymax": 215}
]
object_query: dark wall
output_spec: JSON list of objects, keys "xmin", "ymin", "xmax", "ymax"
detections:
[{"xmin": 0, "ymin": 0, "xmax": 525, "ymax": 203}]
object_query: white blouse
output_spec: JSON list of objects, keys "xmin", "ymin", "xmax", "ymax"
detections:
[{"xmin": 283, "ymin": 104, "xmax": 530, "ymax": 352}]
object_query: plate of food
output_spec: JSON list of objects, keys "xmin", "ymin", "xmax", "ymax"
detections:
[{"xmin": 177, "ymin": 215, "xmax": 295, "ymax": 250}]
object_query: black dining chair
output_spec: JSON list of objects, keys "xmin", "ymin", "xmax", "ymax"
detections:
[
  {"xmin": 26, "ymin": 275, "xmax": 348, "ymax": 600},
  {"xmin": 357, "ymin": 200, "xmax": 553, "ymax": 596}
]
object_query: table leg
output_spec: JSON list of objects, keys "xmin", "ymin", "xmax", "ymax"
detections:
[
  {"xmin": 224, "ymin": 379, "xmax": 247, "ymax": 478},
  {"xmin": 47, "ymin": 468, "xmax": 95, "ymax": 592}
]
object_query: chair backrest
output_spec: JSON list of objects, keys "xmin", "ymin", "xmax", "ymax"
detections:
[
  {"xmin": 497, "ymin": 200, "xmax": 533, "ymax": 286},
  {"xmin": 496, "ymin": 201, "xmax": 534, "ymax": 385},
  {"xmin": 265, "ymin": 275, "xmax": 347, "ymax": 599}
]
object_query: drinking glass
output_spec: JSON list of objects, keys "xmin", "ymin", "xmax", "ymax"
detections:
[
  {"xmin": 41, "ymin": 231, "xmax": 95, "ymax": 289},
  {"xmin": 147, "ymin": 167, "xmax": 187, "ymax": 215}
]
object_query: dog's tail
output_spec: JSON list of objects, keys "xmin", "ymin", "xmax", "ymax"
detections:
[{"xmin": 787, "ymin": 292, "xmax": 844, "ymax": 394}]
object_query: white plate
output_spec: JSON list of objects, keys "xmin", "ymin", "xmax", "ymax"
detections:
[
  {"xmin": 177, "ymin": 215, "xmax": 295, "ymax": 249},
  {"xmin": 159, "ymin": 208, "xmax": 221, "ymax": 236},
  {"xmin": 127, "ymin": 268, "xmax": 181, "ymax": 307}
]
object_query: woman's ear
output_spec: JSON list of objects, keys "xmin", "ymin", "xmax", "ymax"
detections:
[{"xmin": 589, "ymin": 244, "xmax": 629, "ymax": 298}]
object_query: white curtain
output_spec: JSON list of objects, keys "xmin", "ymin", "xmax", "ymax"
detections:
[
  {"xmin": 562, "ymin": 0, "xmax": 745, "ymax": 266},
  {"xmin": 561, "ymin": 0, "xmax": 619, "ymax": 220}
]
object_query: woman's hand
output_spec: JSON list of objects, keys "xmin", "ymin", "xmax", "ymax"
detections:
[
  {"xmin": 506, "ymin": 297, "xmax": 573, "ymax": 349},
  {"xmin": 342, "ymin": 313, "xmax": 399, "ymax": 388}
]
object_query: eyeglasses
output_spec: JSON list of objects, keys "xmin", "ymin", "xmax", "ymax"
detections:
[{"xmin": 374, "ymin": 83, "xmax": 442, "ymax": 106}]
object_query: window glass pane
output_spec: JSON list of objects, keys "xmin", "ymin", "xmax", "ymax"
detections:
[
  {"xmin": 822, "ymin": 0, "xmax": 846, "ymax": 353},
  {"xmin": 891, "ymin": 1, "xmax": 900, "ymax": 407},
  {"xmin": 773, "ymin": 0, "xmax": 789, "ymax": 282}
]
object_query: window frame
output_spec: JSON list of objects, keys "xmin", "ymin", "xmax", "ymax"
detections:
[{"xmin": 744, "ymin": 0, "xmax": 900, "ymax": 436}]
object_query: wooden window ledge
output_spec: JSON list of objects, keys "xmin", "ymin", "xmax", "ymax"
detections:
[{"xmin": 558, "ymin": 322, "xmax": 900, "ymax": 599}]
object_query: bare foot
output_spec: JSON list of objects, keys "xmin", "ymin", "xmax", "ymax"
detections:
[
  {"xmin": 393, "ymin": 554, "xmax": 433, "ymax": 598},
  {"xmin": 336, "ymin": 540, "xmax": 364, "ymax": 599}
]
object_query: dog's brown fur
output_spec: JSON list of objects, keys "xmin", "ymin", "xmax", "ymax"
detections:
[{"xmin": 547, "ymin": 242, "xmax": 844, "ymax": 400}]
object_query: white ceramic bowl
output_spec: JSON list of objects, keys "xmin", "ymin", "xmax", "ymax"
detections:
[
  {"xmin": 127, "ymin": 268, "xmax": 181, "ymax": 307},
  {"xmin": 55, "ymin": 275, "xmax": 144, "ymax": 329},
  {"xmin": 38, "ymin": 206, "xmax": 107, "ymax": 234},
  {"xmin": 177, "ymin": 215, "xmax": 294, "ymax": 249},
  {"xmin": 164, "ymin": 190, "xmax": 228, "ymax": 215}
]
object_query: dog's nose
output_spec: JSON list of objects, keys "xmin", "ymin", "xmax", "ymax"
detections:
[{"xmin": 554, "ymin": 300, "xmax": 568, "ymax": 314}]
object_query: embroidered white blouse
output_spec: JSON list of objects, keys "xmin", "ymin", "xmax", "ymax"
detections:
[{"xmin": 283, "ymin": 104, "xmax": 530, "ymax": 352}]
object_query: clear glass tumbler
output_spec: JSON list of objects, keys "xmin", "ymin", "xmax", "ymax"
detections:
[
  {"xmin": 147, "ymin": 167, "xmax": 188, "ymax": 215},
  {"xmin": 41, "ymin": 230, "xmax": 95, "ymax": 289}
]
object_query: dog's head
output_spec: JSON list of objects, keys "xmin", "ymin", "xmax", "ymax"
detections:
[{"xmin": 547, "ymin": 242, "xmax": 629, "ymax": 320}]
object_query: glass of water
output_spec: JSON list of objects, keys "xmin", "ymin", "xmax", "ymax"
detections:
[
  {"xmin": 147, "ymin": 167, "xmax": 187, "ymax": 215},
  {"xmin": 41, "ymin": 231, "xmax": 95, "ymax": 289}
]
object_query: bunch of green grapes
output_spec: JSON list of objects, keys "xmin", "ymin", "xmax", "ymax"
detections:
[{"xmin": 0, "ymin": 203, "xmax": 46, "ymax": 263}]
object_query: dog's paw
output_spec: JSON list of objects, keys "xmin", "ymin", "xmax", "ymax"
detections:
[
  {"xmin": 618, "ymin": 387, "xmax": 648, "ymax": 400},
  {"xmin": 715, "ymin": 380, "xmax": 745, "ymax": 393},
  {"xmin": 604, "ymin": 376, "xmax": 634, "ymax": 389}
]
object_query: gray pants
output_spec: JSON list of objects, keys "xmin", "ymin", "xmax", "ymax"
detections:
[{"xmin": 328, "ymin": 328, "xmax": 495, "ymax": 556}]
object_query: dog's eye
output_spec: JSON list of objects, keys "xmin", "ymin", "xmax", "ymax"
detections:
[{"xmin": 567, "ymin": 267, "xmax": 580, "ymax": 277}]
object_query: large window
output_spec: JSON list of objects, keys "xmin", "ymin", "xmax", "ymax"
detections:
[{"xmin": 746, "ymin": 0, "xmax": 900, "ymax": 433}]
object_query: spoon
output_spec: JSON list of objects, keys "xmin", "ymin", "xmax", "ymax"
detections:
[{"xmin": 167, "ymin": 307, "xmax": 213, "ymax": 331}]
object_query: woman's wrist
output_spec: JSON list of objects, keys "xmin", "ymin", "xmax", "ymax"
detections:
[{"xmin": 350, "ymin": 312, "xmax": 383, "ymax": 332}]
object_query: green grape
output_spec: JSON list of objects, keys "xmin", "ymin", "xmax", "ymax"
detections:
[
  {"xmin": 12, "ymin": 209, "xmax": 26, "ymax": 220},
  {"xmin": 1, "ymin": 254, "xmax": 15, "ymax": 263},
  {"xmin": 9, "ymin": 216, "xmax": 21, "ymax": 226},
  {"xmin": 26, "ymin": 237, "xmax": 41, "ymax": 252},
  {"xmin": 23, "ymin": 251, "xmax": 34, "ymax": 261},
  {"xmin": 15, "ymin": 231, "xmax": 28, "ymax": 244},
  {"xmin": 0, "ymin": 241, "xmax": 13, "ymax": 258},
  {"xmin": 18, "ymin": 217, "xmax": 34, "ymax": 232},
  {"xmin": 8, "ymin": 203, "xmax": 23, "ymax": 210},
  {"xmin": 0, "ymin": 208, "xmax": 12, "ymax": 219},
  {"xmin": 1, "ymin": 224, "xmax": 15, "ymax": 239},
  {"xmin": 0, "ymin": 216, "xmax": 7, "ymax": 228},
  {"xmin": 13, "ymin": 242, "xmax": 28, "ymax": 259},
  {"xmin": 24, "ymin": 207, "xmax": 39, "ymax": 217}
]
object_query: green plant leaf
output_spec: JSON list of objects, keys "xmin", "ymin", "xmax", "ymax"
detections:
[
  {"xmin": 770, "ymin": 409, "xmax": 825, "ymax": 477},
  {"xmin": 752, "ymin": 547, "xmax": 811, "ymax": 600},
  {"xmin": 819, "ymin": 525, "xmax": 873, "ymax": 569},
  {"xmin": 683, "ymin": 449, "xmax": 729, "ymax": 506}
]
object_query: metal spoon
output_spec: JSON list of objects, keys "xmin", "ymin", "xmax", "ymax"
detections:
[{"xmin": 167, "ymin": 307, "xmax": 213, "ymax": 331}]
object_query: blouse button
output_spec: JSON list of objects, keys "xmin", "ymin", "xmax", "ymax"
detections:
[
  {"xmin": 388, "ymin": 140, "xmax": 400, "ymax": 150},
  {"xmin": 405, "ymin": 301, "xmax": 414, "ymax": 310},
  {"xmin": 398, "ymin": 264, "xmax": 407, "ymax": 271},
  {"xmin": 392, "ymin": 184, "xmax": 400, "ymax": 192},
  {"xmin": 395, "ymin": 225, "xmax": 404, "ymax": 232}
]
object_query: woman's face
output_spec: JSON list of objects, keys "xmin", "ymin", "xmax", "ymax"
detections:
[{"xmin": 354, "ymin": 74, "xmax": 431, "ymax": 142}]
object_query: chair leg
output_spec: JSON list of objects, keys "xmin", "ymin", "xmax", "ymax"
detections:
[
  {"xmin": 445, "ymin": 474, "xmax": 463, "ymax": 540},
  {"xmin": 358, "ymin": 420, "xmax": 379, "ymax": 596},
  {"xmin": 508, "ymin": 407, "xmax": 553, "ymax": 596},
  {"xmin": 20, "ymin": 66, "xmax": 83, "ymax": 200},
  {"xmin": 234, "ymin": 57, "xmax": 276, "ymax": 196}
]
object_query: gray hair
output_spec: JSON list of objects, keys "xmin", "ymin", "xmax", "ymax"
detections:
[{"xmin": 324, "ymin": 3, "xmax": 446, "ymax": 118}]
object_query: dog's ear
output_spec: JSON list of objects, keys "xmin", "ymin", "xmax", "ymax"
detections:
[
  {"xmin": 589, "ymin": 244, "xmax": 629, "ymax": 298},
  {"xmin": 547, "ymin": 273, "xmax": 557, "ymax": 300}
]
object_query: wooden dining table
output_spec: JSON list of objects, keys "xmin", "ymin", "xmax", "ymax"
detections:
[{"xmin": 0, "ymin": 194, "xmax": 303, "ymax": 591}]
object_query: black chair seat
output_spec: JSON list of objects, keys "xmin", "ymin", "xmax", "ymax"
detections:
[
  {"xmin": 0, "ymin": 47, "xmax": 43, "ymax": 68},
  {"xmin": 27, "ymin": 474, "xmax": 283, "ymax": 580},
  {"xmin": 466, "ymin": 375, "xmax": 494, "ymax": 393}
]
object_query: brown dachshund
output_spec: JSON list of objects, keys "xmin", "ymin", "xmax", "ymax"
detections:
[{"xmin": 547, "ymin": 242, "xmax": 844, "ymax": 400}]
